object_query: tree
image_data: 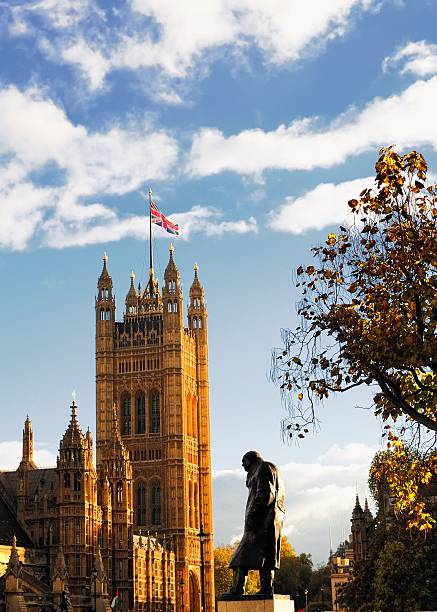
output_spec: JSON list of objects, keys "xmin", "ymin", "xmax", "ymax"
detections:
[
  {"xmin": 213, "ymin": 543, "xmax": 260, "ymax": 596},
  {"xmin": 214, "ymin": 536, "xmax": 303, "ymax": 598},
  {"xmin": 271, "ymin": 147, "xmax": 437, "ymax": 529},
  {"xmin": 339, "ymin": 451, "xmax": 437, "ymax": 611}
]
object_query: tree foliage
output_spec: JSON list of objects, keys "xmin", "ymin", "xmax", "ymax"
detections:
[
  {"xmin": 214, "ymin": 536, "xmax": 306, "ymax": 597},
  {"xmin": 271, "ymin": 147, "xmax": 437, "ymax": 529},
  {"xmin": 339, "ymin": 451, "xmax": 437, "ymax": 611}
]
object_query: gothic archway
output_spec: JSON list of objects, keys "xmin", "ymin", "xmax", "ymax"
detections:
[{"xmin": 189, "ymin": 570, "xmax": 200, "ymax": 612}]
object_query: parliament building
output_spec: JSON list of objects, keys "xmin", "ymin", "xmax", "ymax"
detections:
[{"xmin": 0, "ymin": 246, "xmax": 215, "ymax": 611}]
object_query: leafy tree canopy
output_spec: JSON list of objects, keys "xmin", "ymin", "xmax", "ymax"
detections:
[{"xmin": 272, "ymin": 147, "xmax": 437, "ymax": 529}]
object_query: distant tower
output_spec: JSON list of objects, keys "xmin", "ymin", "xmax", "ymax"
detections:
[
  {"xmin": 95, "ymin": 244, "xmax": 215, "ymax": 612},
  {"xmin": 57, "ymin": 401, "xmax": 101, "ymax": 594},
  {"xmin": 16, "ymin": 415, "xmax": 37, "ymax": 521},
  {"xmin": 98, "ymin": 404, "xmax": 133, "ymax": 608},
  {"xmin": 351, "ymin": 494, "xmax": 373, "ymax": 563},
  {"xmin": 19, "ymin": 416, "xmax": 37, "ymax": 470}
]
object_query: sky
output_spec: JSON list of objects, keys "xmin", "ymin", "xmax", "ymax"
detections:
[{"xmin": 1, "ymin": 0, "xmax": 437, "ymax": 563}]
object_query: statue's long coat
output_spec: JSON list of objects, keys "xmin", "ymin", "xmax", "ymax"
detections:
[{"xmin": 229, "ymin": 460, "xmax": 285, "ymax": 570}]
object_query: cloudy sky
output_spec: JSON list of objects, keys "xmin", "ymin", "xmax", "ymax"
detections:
[{"xmin": 1, "ymin": 0, "xmax": 436, "ymax": 562}]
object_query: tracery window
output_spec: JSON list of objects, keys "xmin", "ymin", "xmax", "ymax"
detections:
[
  {"xmin": 136, "ymin": 481, "xmax": 147, "ymax": 525},
  {"xmin": 151, "ymin": 480, "xmax": 161, "ymax": 525},
  {"xmin": 136, "ymin": 392, "xmax": 145, "ymax": 434},
  {"xmin": 150, "ymin": 392, "xmax": 160, "ymax": 434},
  {"xmin": 121, "ymin": 394, "xmax": 131, "ymax": 435}
]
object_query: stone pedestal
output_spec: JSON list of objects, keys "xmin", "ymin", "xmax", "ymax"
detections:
[{"xmin": 217, "ymin": 594, "xmax": 295, "ymax": 612}]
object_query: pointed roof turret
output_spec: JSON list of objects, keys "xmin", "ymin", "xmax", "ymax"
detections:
[
  {"xmin": 98, "ymin": 252, "xmax": 112, "ymax": 288},
  {"xmin": 364, "ymin": 498, "xmax": 373, "ymax": 523},
  {"xmin": 125, "ymin": 271, "xmax": 139, "ymax": 315},
  {"xmin": 164, "ymin": 243, "xmax": 179, "ymax": 282},
  {"xmin": 190, "ymin": 263, "xmax": 204, "ymax": 298},
  {"xmin": 60, "ymin": 401, "xmax": 84, "ymax": 449},
  {"xmin": 7, "ymin": 536, "xmax": 20, "ymax": 576},
  {"xmin": 19, "ymin": 415, "xmax": 37, "ymax": 470},
  {"xmin": 352, "ymin": 494, "xmax": 364, "ymax": 519}
]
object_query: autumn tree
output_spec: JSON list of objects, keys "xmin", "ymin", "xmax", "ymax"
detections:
[
  {"xmin": 214, "ymin": 536, "xmax": 301, "ymax": 597},
  {"xmin": 271, "ymin": 147, "xmax": 437, "ymax": 529},
  {"xmin": 339, "ymin": 451, "xmax": 437, "ymax": 611}
]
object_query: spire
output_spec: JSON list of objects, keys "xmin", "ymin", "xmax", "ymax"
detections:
[
  {"xmin": 352, "ymin": 494, "xmax": 364, "ymax": 519},
  {"xmin": 19, "ymin": 415, "xmax": 37, "ymax": 470},
  {"xmin": 190, "ymin": 263, "xmax": 203, "ymax": 297},
  {"xmin": 164, "ymin": 243, "xmax": 180, "ymax": 283},
  {"xmin": 98, "ymin": 253, "xmax": 112, "ymax": 288},
  {"xmin": 125, "ymin": 271, "xmax": 139, "ymax": 316},
  {"xmin": 7, "ymin": 536, "xmax": 20, "ymax": 576},
  {"xmin": 60, "ymin": 400, "xmax": 84, "ymax": 449},
  {"xmin": 364, "ymin": 498, "xmax": 373, "ymax": 522}
]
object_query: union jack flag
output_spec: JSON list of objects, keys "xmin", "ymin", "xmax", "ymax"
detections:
[{"xmin": 150, "ymin": 201, "xmax": 179, "ymax": 236}]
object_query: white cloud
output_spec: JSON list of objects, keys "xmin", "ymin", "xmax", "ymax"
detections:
[
  {"xmin": 187, "ymin": 76, "xmax": 437, "ymax": 177},
  {"xmin": 15, "ymin": 0, "xmax": 94, "ymax": 29},
  {"xmin": 0, "ymin": 85, "xmax": 178, "ymax": 250},
  {"xmin": 213, "ymin": 442, "xmax": 377, "ymax": 562},
  {"xmin": 0, "ymin": 441, "xmax": 57, "ymax": 470},
  {"xmin": 9, "ymin": 0, "xmax": 377, "ymax": 95},
  {"xmin": 44, "ymin": 206, "xmax": 258, "ymax": 248},
  {"xmin": 269, "ymin": 176, "xmax": 372, "ymax": 234},
  {"xmin": 383, "ymin": 40, "xmax": 437, "ymax": 78}
]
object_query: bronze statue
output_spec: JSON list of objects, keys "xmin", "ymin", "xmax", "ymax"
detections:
[{"xmin": 226, "ymin": 450, "xmax": 285, "ymax": 596}]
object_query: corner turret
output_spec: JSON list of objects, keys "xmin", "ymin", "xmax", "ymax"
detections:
[
  {"xmin": 125, "ymin": 271, "xmax": 139, "ymax": 317},
  {"xmin": 18, "ymin": 415, "xmax": 37, "ymax": 470},
  {"xmin": 163, "ymin": 244, "xmax": 183, "ymax": 331},
  {"xmin": 188, "ymin": 263, "xmax": 207, "ymax": 333}
]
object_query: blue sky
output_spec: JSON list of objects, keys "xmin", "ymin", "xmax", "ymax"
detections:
[{"xmin": 1, "ymin": 0, "xmax": 437, "ymax": 562}]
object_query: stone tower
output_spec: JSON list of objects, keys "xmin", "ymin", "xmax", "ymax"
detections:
[
  {"xmin": 95, "ymin": 246, "xmax": 214, "ymax": 612},
  {"xmin": 57, "ymin": 401, "xmax": 102, "ymax": 595}
]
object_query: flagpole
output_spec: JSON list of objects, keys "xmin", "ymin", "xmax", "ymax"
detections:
[{"xmin": 148, "ymin": 187, "xmax": 153, "ymax": 280}]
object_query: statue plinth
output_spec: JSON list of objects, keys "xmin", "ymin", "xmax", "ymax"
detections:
[{"xmin": 217, "ymin": 594, "xmax": 295, "ymax": 611}]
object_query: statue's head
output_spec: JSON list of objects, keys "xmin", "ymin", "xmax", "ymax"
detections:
[{"xmin": 242, "ymin": 450, "xmax": 263, "ymax": 472}]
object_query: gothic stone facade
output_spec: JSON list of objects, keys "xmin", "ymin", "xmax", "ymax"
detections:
[
  {"xmin": 95, "ymin": 247, "xmax": 214, "ymax": 611},
  {"xmin": 0, "ymin": 246, "xmax": 214, "ymax": 612}
]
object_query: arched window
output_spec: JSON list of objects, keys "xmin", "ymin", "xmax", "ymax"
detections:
[
  {"xmin": 64, "ymin": 473, "xmax": 70, "ymax": 488},
  {"xmin": 192, "ymin": 396, "xmax": 198, "ymax": 438},
  {"xmin": 121, "ymin": 394, "xmax": 131, "ymax": 435},
  {"xmin": 189, "ymin": 480, "xmax": 194, "ymax": 528},
  {"xmin": 100, "ymin": 308, "xmax": 105, "ymax": 321},
  {"xmin": 198, "ymin": 317, "xmax": 202, "ymax": 329},
  {"xmin": 136, "ymin": 481, "xmax": 147, "ymax": 525},
  {"xmin": 151, "ymin": 480, "xmax": 161, "ymax": 525},
  {"xmin": 116, "ymin": 481, "xmax": 123, "ymax": 504},
  {"xmin": 193, "ymin": 318, "xmax": 197, "ymax": 329},
  {"xmin": 194, "ymin": 481, "xmax": 199, "ymax": 529},
  {"xmin": 136, "ymin": 392, "xmax": 145, "ymax": 434},
  {"xmin": 74, "ymin": 472, "xmax": 81, "ymax": 492},
  {"xmin": 105, "ymin": 310, "xmax": 111, "ymax": 320},
  {"xmin": 167, "ymin": 302, "xmax": 172, "ymax": 313},
  {"xmin": 150, "ymin": 392, "xmax": 160, "ymax": 434},
  {"xmin": 172, "ymin": 301, "xmax": 178, "ymax": 313}
]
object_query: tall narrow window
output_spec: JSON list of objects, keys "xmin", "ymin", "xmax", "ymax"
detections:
[
  {"xmin": 136, "ymin": 481, "xmax": 147, "ymax": 525},
  {"xmin": 121, "ymin": 394, "xmax": 131, "ymax": 435},
  {"xmin": 74, "ymin": 472, "xmax": 81, "ymax": 492},
  {"xmin": 64, "ymin": 473, "xmax": 70, "ymax": 488},
  {"xmin": 152, "ymin": 480, "xmax": 161, "ymax": 525},
  {"xmin": 75, "ymin": 519, "xmax": 81, "ymax": 544},
  {"xmin": 150, "ymin": 392, "xmax": 160, "ymax": 434},
  {"xmin": 136, "ymin": 393, "xmax": 145, "ymax": 434},
  {"xmin": 117, "ymin": 481, "xmax": 123, "ymax": 504}
]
